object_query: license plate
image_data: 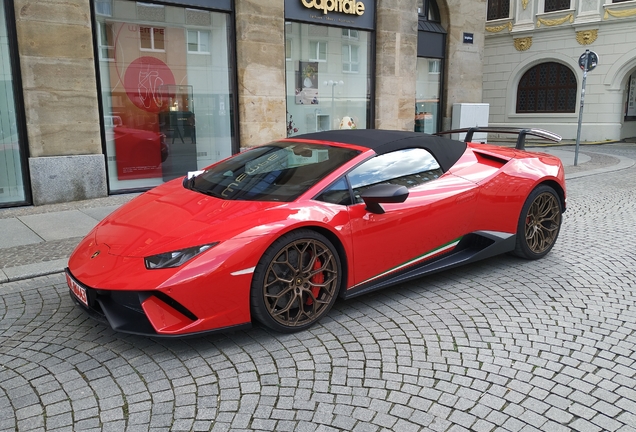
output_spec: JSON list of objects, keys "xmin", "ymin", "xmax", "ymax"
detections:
[{"xmin": 66, "ymin": 272, "xmax": 88, "ymax": 307}]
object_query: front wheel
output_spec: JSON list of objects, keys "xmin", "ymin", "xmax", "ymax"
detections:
[
  {"xmin": 512, "ymin": 185, "xmax": 562, "ymax": 260},
  {"xmin": 250, "ymin": 230, "xmax": 341, "ymax": 333}
]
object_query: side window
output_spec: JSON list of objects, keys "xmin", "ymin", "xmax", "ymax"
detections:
[
  {"xmin": 315, "ymin": 177, "xmax": 352, "ymax": 205},
  {"xmin": 347, "ymin": 148, "xmax": 442, "ymax": 203}
]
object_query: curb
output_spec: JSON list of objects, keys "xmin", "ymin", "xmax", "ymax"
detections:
[
  {"xmin": 566, "ymin": 152, "xmax": 635, "ymax": 180},
  {"xmin": 0, "ymin": 258, "xmax": 67, "ymax": 284}
]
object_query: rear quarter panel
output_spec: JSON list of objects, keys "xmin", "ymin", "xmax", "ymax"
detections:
[{"xmin": 468, "ymin": 152, "xmax": 565, "ymax": 233}]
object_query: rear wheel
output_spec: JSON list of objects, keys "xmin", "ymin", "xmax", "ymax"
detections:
[
  {"xmin": 250, "ymin": 230, "xmax": 341, "ymax": 333},
  {"xmin": 513, "ymin": 185, "xmax": 562, "ymax": 259}
]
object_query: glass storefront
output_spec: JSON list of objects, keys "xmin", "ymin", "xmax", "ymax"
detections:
[
  {"xmin": 284, "ymin": 22, "xmax": 372, "ymax": 136},
  {"xmin": 0, "ymin": 1, "xmax": 28, "ymax": 206},
  {"xmin": 415, "ymin": 0, "xmax": 445, "ymax": 135},
  {"xmin": 415, "ymin": 57, "xmax": 441, "ymax": 134},
  {"xmin": 94, "ymin": 1, "xmax": 235, "ymax": 191}
]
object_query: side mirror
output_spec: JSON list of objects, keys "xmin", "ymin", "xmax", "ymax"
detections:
[{"xmin": 361, "ymin": 184, "xmax": 409, "ymax": 214}]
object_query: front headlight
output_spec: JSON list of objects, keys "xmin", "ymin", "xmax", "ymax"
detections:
[{"xmin": 144, "ymin": 243, "xmax": 219, "ymax": 269}]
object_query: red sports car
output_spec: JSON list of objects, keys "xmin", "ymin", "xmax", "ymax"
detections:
[{"xmin": 66, "ymin": 128, "xmax": 565, "ymax": 336}]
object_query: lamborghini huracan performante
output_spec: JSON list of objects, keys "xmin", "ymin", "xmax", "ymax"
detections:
[{"xmin": 66, "ymin": 128, "xmax": 566, "ymax": 336}]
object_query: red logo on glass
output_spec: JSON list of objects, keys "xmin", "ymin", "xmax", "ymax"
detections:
[{"xmin": 123, "ymin": 56, "xmax": 175, "ymax": 113}]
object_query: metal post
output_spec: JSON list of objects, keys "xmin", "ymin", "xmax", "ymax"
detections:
[{"xmin": 574, "ymin": 49, "xmax": 589, "ymax": 166}]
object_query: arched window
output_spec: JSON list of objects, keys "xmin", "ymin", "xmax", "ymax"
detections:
[{"xmin": 516, "ymin": 62, "xmax": 577, "ymax": 113}]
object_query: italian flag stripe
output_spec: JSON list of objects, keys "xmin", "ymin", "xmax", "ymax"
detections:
[{"xmin": 354, "ymin": 237, "xmax": 462, "ymax": 288}]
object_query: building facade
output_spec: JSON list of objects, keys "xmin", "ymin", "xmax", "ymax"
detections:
[
  {"xmin": 0, "ymin": 0, "xmax": 486, "ymax": 209},
  {"xmin": 483, "ymin": 0, "xmax": 636, "ymax": 141}
]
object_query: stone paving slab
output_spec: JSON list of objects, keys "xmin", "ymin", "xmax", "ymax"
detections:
[
  {"xmin": 17, "ymin": 209, "xmax": 100, "ymax": 242},
  {"xmin": 0, "ymin": 218, "xmax": 43, "ymax": 249}
]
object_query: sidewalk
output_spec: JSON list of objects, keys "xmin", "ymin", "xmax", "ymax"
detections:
[{"xmin": 1, "ymin": 144, "xmax": 634, "ymax": 284}]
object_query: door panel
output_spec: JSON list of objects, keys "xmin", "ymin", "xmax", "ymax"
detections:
[{"xmin": 347, "ymin": 173, "xmax": 478, "ymax": 287}]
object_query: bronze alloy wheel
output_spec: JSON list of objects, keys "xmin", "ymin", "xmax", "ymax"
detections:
[
  {"xmin": 525, "ymin": 191, "xmax": 561, "ymax": 254},
  {"xmin": 251, "ymin": 230, "xmax": 341, "ymax": 332},
  {"xmin": 513, "ymin": 185, "xmax": 562, "ymax": 260}
]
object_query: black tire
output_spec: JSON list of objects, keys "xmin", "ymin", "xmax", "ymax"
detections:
[
  {"xmin": 512, "ymin": 185, "xmax": 562, "ymax": 260},
  {"xmin": 250, "ymin": 229, "xmax": 341, "ymax": 333}
]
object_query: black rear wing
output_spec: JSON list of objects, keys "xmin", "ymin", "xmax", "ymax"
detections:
[{"xmin": 435, "ymin": 127, "xmax": 561, "ymax": 151}]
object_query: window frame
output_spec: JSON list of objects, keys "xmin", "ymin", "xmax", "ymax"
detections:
[
  {"xmin": 97, "ymin": 21, "xmax": 115, "ymax": 61},
  {"xmin": 139, "ymin": 26, "xmax": 166, "ymax": 52},
  {"xmin": 308, "ymin": 40, "xmax": 327, "ymax": 62},
  {"xmin": 342, "ymin": 43, "xmax": 359, "ymax": 73},
  {"xmin": 187, "ymin": 29, "xmax": 210, "ymax": 54}
]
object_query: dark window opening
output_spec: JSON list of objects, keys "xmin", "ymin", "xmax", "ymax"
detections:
[
  {"xmin": 544, "ymin": 0, "xmax": 570, "ymax": 12},
  {"xmin": 517, "ymin": 62, "xmax": 577, "ymax": 113},
  {"xmin": 417, "ymin": 0, "xmax": 441, "ymax": 22},
  {"xmin": 487, "ymin": 0, "xmax": 510, "ymax": 20}
]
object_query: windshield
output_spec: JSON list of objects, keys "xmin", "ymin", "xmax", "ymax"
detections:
[{"xmin": 187, "ymin": 141, "xmax": 360, "ymax": 201}]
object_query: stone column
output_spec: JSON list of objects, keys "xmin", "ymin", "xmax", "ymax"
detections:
[
  {"xmin": 442, "ymin": 0, "xmax": 488, "ymax": 130},
  {"xmin": 235, "ymin": 0, "xmax": 287, "ymax": 147},
  {"xmin": 375, "ymin": 0, "xmax": 419, "ymax": 131},
  {"xmin": 15, "ymin": 0, "xmax": 106, "ymax": 205}
]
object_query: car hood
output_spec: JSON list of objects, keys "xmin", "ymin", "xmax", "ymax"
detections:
[{"xmin": 96, "ymin": 180, "xmax": 286, "ymax": 257}]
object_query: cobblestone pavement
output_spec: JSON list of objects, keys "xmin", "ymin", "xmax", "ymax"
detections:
[{"xmin": 1, "ymin": 144, "xmax": 635, "ymax": 431}]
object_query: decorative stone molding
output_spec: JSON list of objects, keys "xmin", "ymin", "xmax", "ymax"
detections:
[
  {"xmin": 604, "ymin": 8, "xmax": 636, "ymax": 19},
  {"xmin": 486, "ymin": 22, "xmax": 513, "ymax": 32},
  {"xmin": 576, "ymin": 29, "xmax": 598, "ymax": 45},
  {"xmin": 514, "ymin": 37, "xmax": 532, "ymax": 51},
  {"xmin": 537, "ymin": 14, "xmax": 574, "ymax": 27},
  {"xmin": 522, "ymin": 0, "xmax": 528, "ymax": 10}
]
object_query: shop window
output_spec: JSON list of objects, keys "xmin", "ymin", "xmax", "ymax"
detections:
[
  {"xmin": 0, "ymin": 0, "xmax": 29, "ymax": 206},
  {"xmin": 342, "ymin": 44, "xmax": 359, "ymax": 73},
  {"xmin": 285, "ymin": 23, "xmax": 371, "ymax": 135},
  {"xmin": 140, "ymin": 26, "xmax": 165, "ymax": 51},
  {"xmin": 516, "ymin": 62, "xmax": 577, "ymax": 113},
  {"xmin": 625, "ymin": 72, "xmax": 636, "ymax": 120},
  {"xmin": 187, "ymin": 30, "xmax": 210, "ymax": 53},
  {"xmin": 309, "ymin": 41, "xmax": 327, "ymax": 62},
  {"xmin": 544, "ymin": 0, "xmax": 570, "ymax": 12},
  {"xmin": 98, "ymin": 22, "xmax": 115, "ymax": 61},
  {"xmin": 415, "ymin": 57, "xmax": 442, "ymax": 134},
  {"xmin": 486, "ymin": 0, "xmax": 510, "ymax": 20},
  {"xmin": 95, "ymin": 4, "xmax": 236, "ymax": 192}
]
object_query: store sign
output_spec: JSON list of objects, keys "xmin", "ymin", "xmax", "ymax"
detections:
[
  {"xmin": 301, "ymin": 0, "xmax": 365, "ymax": 16},
  {"xmin": 285, "ymin": 0, "xmax": 374, "ymax": 30}
]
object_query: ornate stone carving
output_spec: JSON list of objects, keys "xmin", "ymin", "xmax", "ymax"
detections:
[
  {"xmin": 604, "ymin": 8, "xmax": 636, "ymax": 19},
  {"xmin": 537, "ymin": 14, "xmax": 574, "ymax": 27},
  {"xmin": 486, "ymin": 22, "xmax": 513, "ymax": 33},
  {"xmin": 514, "ymin": 37, "xmax": 533, "ymax": 51},
  {"xmin": 576, "ymin": 29, "xmax": 598, "ymax": 45},
  {"xmin": 522, "ymin": 0, "xmax": 529, "ymax": 10}
]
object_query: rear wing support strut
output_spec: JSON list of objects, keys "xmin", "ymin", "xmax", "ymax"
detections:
[{"xmin": 435, "ymin": 127, "xmax": 562, "ymax": 150}]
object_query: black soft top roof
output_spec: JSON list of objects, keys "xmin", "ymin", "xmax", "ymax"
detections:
[{"xmin": 295, "ymin": 129, "xmax": 467, "ymax": 172}]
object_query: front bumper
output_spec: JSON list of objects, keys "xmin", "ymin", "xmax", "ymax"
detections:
[{"xmin": 66, "ymin": 269, "xmax": 250, "ymax": 337}]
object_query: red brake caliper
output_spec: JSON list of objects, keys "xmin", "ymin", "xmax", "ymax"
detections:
[{"xmin": 306, "ymin": 257, "xmax": 323, "ymax": 306}]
